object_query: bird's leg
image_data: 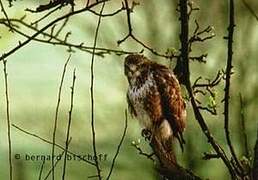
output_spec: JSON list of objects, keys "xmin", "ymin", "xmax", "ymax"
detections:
[{"xmin": 141, "ymin": 128, "xmax": 152, "ymax": 141}]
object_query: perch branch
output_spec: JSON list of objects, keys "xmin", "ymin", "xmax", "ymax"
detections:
[{"xmin": 150, "ymin": 135, "xmax": 202, "ymax": 179}]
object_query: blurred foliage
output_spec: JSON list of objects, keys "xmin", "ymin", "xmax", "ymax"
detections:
[{"xmin": 0, "ymin": 0, "xmax": 258, "ymax": 179}]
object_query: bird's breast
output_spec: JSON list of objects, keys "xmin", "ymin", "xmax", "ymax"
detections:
[{"xmin": 128, "ymin": 75, "xmax": 155, "ymax": 129}]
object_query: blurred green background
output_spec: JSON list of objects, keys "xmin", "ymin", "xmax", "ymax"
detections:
[{"xmin": 0, "ymin": 0, "xmax": 258, "ymax": 179}]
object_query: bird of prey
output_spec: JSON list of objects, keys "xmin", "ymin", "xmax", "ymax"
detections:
[{"xmin": 124, "ymin": 54, "xmax": 186, "ymax": 151}]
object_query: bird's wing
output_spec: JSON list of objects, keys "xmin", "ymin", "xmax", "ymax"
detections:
[
  {"xmin": 143, "ymin": 84, "xmax": 163, "ymax": 124},
  {"xmin": 152, "ymin": 64, "xmax": 186, "ymax": 148},
  {"xmin": 126, "ymin": 92, "xmax": 137, "ymax": 117}
]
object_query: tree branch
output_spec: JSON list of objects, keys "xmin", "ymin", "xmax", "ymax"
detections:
[
  {"xmin": 0, "ymin": 18, "xmax": 137, "ymax": 57},
  {"xmin": 241, "ymin": 0, "xmax": 258, "ymax": 22},
  {"xmin": 90, "ymin": 2, "xmax": 106, "ymax": 180},
  {"xmin": 224, "ymin": 0, "xmax": 244, "ymax": 175},
  {"xmin": 106, "ymin": 109, "xmax": 128, "ymax": 180},
  {"xmin": 177, "ymin": 0, "xmax": 237, "ymax": 178},
  {"xmin": 0, "ymin": 0, "xmax": 12, "ymax": 30},
  {"xmin": 2, "ymin": 59, "xmax": 13, "ymax": 180},
  {"xmin": 150, "ymin": 135, "xmax": 201, "ymax": 179},
  {"xmin": 51, "ymin": 54, "xmax": 71, "ymax": 180},
  {"xmin": 12, "ymin": 124, "xmax": 95, "ymax": 166},
  {"xmin": 0, "ymin": 0, "xmax": 109, "ymax": 62},
  {"xmin": 117, "ymin": 0, "xmax": 178, "ymax": 60},
  {"xmin": 62, "ymin": 69, "xmax": 76, "ymax": 180}
]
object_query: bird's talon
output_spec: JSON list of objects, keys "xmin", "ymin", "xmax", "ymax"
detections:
[{"xmin": 141, "ymin": 129, "xmax": 152, "ymax": 141}]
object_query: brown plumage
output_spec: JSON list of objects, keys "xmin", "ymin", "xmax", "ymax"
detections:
[{"xmin": 124, "ymin": 54, "xmax": 186, "ymax": 151}]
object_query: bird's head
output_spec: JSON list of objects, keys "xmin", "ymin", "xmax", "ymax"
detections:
[{"xmin": 124, "ymin": 54, "xmax": 149, "ymax": 84}]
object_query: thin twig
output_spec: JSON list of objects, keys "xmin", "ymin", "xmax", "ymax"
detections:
[
  {"xmin": 90, "ymin": 2, "xmax": 106, "ymax": 180},
  {"xmin": 44, "ymin": 138, "xmax": 72, "ymax": 180},
  {"xmin": 62, "ymin": 69, "xmax": 76, "ymax": 180},
  {"xmin": 131, "ymin": 143, "xmax": 155, "ymax": 162},
  {"xmin": 106, "ymin": 109, "xmax": 128, "ymax": 180},
  {"xmin": 12, "ymin": 124, "xmax": 95, "ymax": 166},
  {"xmin": 51, "ymin": 54, "xmax": 71, "ymax": 180},
  {"xmin": 26, "ymin": 0, "xmax": 72, "ymax": 13},
  {"xmin": 31, "ymin": 5, "xmax": 63, "ymax": 26},
  {"xmin": 38, "ymin": 159, "xmax": 45, "ymax": 180},
  {"xmin": 88, "ymin": 5, "xmax": 125, "ymax": 17},
  {"xmin": 202, "ymin": 152, "xmax": 220, "ymax": 160},
  {"xmin": 117, "ymin": 0, "xmax": 178, "ymax": 60},
  {"xmin": 0, "ymin": 0, "xmax": 12, "ymax": 30},
  {"xmin": 3, "ymin": 59, "xmax": 13, "ymax": 180},
  {"xmin": 55, "ymin": 16, "xmax": 70, "ymax": 37},
  {"xmin": 0, "ymin": 0, "xmax": 109, "ymax": 62},
  {"xmin": 224, "ymin": 0, "xmax": 244, "ymax": 175},
  {"xmin": 241, "ymin": 0, "xmax": 258, "ymax": 21},
  {"xmin": 0, "ymin": 19, "xmax": 137, "ymax": 57}
]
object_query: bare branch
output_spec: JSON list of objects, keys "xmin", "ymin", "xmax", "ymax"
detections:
[
  {"xmin": 2, "ymin": 59, "xmax": 13, "ymax": 180},
  {"xmin": 117, "ymin": 0, "xmax": 178, "ymax": 60},
  {"xmin": 30, "ymin": 5, "xmax": 63, "ymax": 26},
  {"xmin": 241, "ymin": 0, "xmax": 258, "ymax": 21},
  {"xmin": 55, "ymin": 15, "xmax": 70, "ymax": 38},
  {"xmin": 177, "ymin": 0, "xmax": 237, "ymax": 178},
  {"xmin": 223, "ymin": 0, "xmax": 244, "ymax": 175},
  {"xmin": 197, "ymin": 106, "xmax": 217, "ymax": 115},
  {"xmin": 90, "ymin": 2, "xmax": 106, "ymax": 180},
  {"xmin": 38, "ymin": 159, "xmax": 45, "ymax": 180},
  {"xmin": 12, "ymin": 124, "xmax": 95, "ymax": 166},
  {"xmin": 202, "ymin": 152, "xmax": 220, "ymax": 160},
  {"xmin": 0, "ymin": 18, "xmax": 137, "ymax": 57},
  {"xmin": 192, "ymin": 71, "xmax": 222, "ymax": 89},
  {"xmin": 106, "ymin": 109, "xmax": 128, "ymax": 180},
  {"xmin": 0, "ymin": 0, "xmax": 109, "ymax": 62},
  {"xmin": 26, "ymin": 0, "xmax": 74, "ymax": 13},
  {"xmin": 62, "ymin": 69, "xmax": 76, "ymax": 180},
  {"xmin": 51, "ymin": 54, "xmax": 71, "ymax": 180},
  {"xmin": 150, "ymin": 134, "xmax": 201, "ymax": 179},
  {"xmin": 0, "ymin": 0, "xmax": 12, "ymax": 30},
  {"xmin": 131, "ymin": 142, "xmax": 155, "ymax": 162},
  {"xmin": 44, "ymin": 138, "xmax": 72, "ymax": 180},
  {"xmin": 88, "ymin": 5, "xmax": 125, "ymax": 17}
]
